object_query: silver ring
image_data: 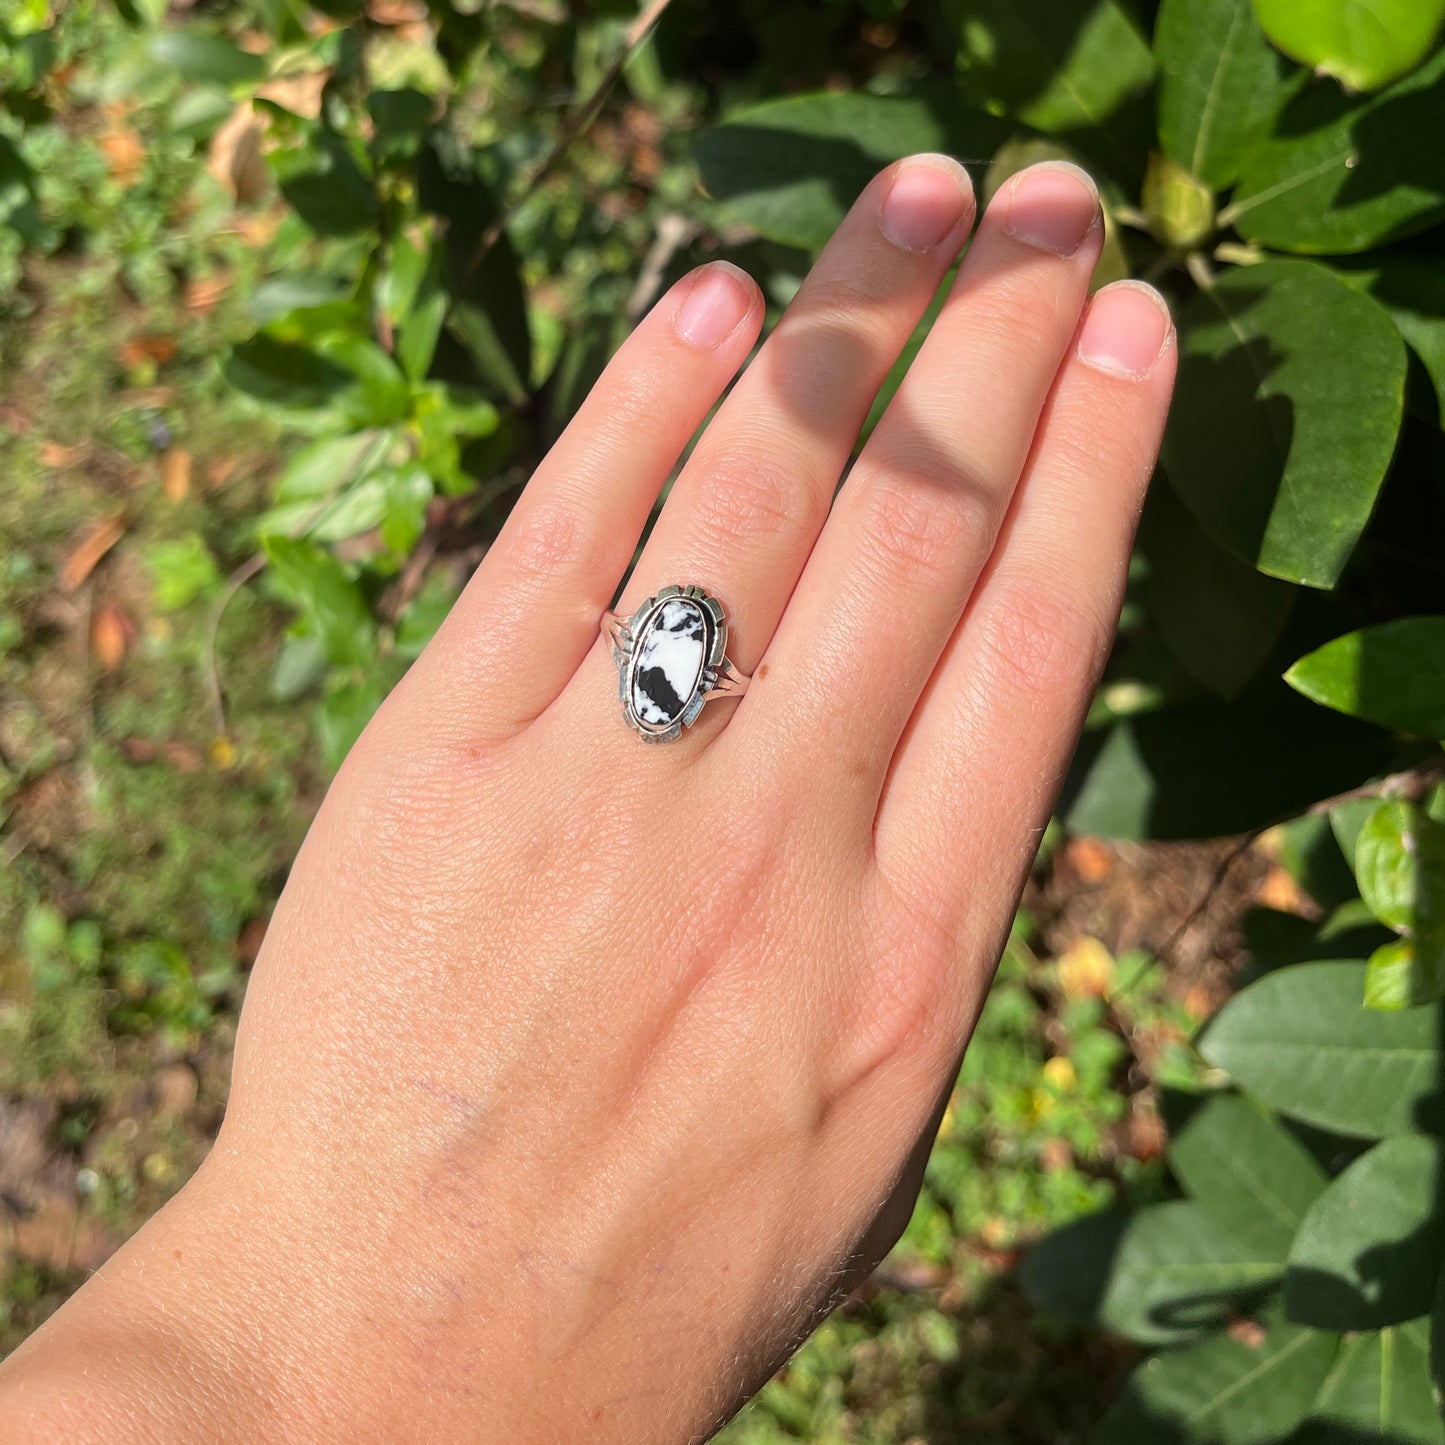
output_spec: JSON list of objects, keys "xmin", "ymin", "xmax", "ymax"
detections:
[{"xmin": 602, "ymin": 584, "xmax": 750, "ymax": 743}]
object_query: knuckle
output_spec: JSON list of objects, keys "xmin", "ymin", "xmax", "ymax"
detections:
[
  {"xmin": 499, "ymin": 499, "xmax": 589, "ymax": 587},
  {"xmin": 796, "ymin": 268, "xmax": 889, "ymax": 323},
  {"xmin": 832, "ymin": 891, "xmax": 958, "ymax": 1094},
  {"xmin": 856, "ymin": 467, "xmax": 991, "ymax": 582},
  {"xmin": 975, "ymin": 582, "xmax": 1108, "ymax": 701},
  {"xmin": 975, "ymin": 270, "xmax": 1070, "ymax": 349},
  {"xmin": 691, "ymin": 449, "xmax": 807, "ymax": 552}
]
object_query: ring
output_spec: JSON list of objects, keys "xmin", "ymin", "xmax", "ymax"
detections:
[{"xmin": 602, "ymin": 585, "xmax": 750, "ymax": 743}]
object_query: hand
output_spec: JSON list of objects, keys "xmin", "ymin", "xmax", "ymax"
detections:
[{"xmin": 0, "ymin": 155, "xmax": 1174, "ymax": 1443}]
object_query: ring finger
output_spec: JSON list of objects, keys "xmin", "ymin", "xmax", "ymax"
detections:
[{"xmin": 570, "ymin": 154, "xmax": 978, "ymax": 735}]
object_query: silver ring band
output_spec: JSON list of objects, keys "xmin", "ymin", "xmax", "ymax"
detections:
[{"xmin": 602, "ymin": 585, "xmax": 750, "ymax": 743}]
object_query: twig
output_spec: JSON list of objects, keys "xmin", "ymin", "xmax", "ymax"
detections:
[
  {"xmin": 626, "ymin": 213, "xmax": 698, "ymax": 320},
  {"xmin": 460, "ymin": 0, "xmax": 676, "ymax": 286},
  {"xmin": 203, "ymin": 433, "xmax": 394, "ymax": 734},
  {"xmin": 204, "ymin": 553, "xmax": 266, "ymax": 737},
  {"xmin": 1153, "ymin": 758, "xmax": 1445, "ymax": 968}
]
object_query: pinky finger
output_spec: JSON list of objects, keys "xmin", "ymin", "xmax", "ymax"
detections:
[{"xmin": 874, "ymin": 281, "xmax": 1177, "ymax": 939}]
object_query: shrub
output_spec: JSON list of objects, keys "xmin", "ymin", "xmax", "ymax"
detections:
[{"xmin": 6, "ymin": 1, "xmax": 1445, "ymax": 1438}]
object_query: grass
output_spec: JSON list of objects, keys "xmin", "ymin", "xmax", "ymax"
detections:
[{"xmin": 1, "ymin": 8, "xmax": 1221, "ymax": 1436}]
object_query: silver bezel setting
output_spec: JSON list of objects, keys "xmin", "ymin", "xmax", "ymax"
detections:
[{"xmin": 609, "ymin": 584, "xmax": 728, "ymax": 744}]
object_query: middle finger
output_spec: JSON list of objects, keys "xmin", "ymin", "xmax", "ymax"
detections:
[
  {"xmin": 744, "ymin": 161, "xmax": 1105, "ymax": 784},
  {"xmin": 587, "ymin": 155, "xmax": 977, "ymax": 695}
]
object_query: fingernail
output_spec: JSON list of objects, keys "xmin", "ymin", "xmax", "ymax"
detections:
[
  {"xmin": 1003, "ymin": 161, "xmax": 1100, "ymax": 257},
  {"xmin": 881, "ymin": 154, "xmax": 972, "ymax": 253},
  {"xmin": 1077, "ymin": 281, "xmax": 1173, "ymax": 379},
  {"xmin": 673, "ymin": 262, "xmax": 754, "ymax": 348}
]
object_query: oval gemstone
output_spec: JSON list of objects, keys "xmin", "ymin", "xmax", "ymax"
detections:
[{"xmin": 631, "ymin": 598, "xmax": 707, "ymax": 728}]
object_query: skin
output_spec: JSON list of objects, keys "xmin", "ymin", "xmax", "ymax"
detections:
[{"xmin": 0, "ymin": 155, "xmax": 1175, "ymax": 1443}]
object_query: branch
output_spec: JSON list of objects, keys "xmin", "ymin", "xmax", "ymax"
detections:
[{"xmin": 460, "ymin": 0, "xmax": 676, "ymax": 285}]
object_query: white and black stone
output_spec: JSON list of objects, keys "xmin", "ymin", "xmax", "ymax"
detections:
[{"xmin": 630, "ymin": 598, "xmax": 708, "ymax": 728}]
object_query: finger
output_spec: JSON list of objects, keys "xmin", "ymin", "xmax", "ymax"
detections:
[
  {"xmin": 875, "ymin": 280, "xmax": 1177, "ymax": 937},
  {"xmin": 409, "ymin": 262, "xmax": 763, "ymax": 738},
  {"xmin": 597, "ymin": 155, "xmax": 977, "ymax": 700},
  {"xmin": 745, "ymin": 161, "xmax": 1104, "ymax": 778}
]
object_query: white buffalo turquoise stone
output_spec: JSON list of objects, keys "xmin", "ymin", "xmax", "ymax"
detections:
[{"xmin": 631, "ymin": 598, "xmax": 707, "ymax": 727}]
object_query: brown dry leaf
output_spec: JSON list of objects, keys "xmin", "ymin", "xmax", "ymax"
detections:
[
  {"xmin": 184, "ymin": 273, "xmax": 231, "ymax": 314},
  {"xmin": 99, "ymin": 127, "xmax": 145, "ymax": 186},
  {"xmin": 39, "ymin": 439, "xmax": 87, "ymax": 468},
  {"xmin": 117, "ymin": 333, "xmax": 178, "ymax": 370},
  {"xmin": 1039, "ymin": 1138, "xmax": 1073, "ymax": 1173},
  {"xmin": 1183, "ymin": 983, "xmax": 1220, "ymax": 1021},
  {"xmin": 90, "ymin": 602, "xmax": 133, "ymax": 671},
  {"xmin": 0, "ymin": 401, "xmax": 33, "ymax": 434},
  {"xmin": 149, "ymin": 1064, "xmax": 200, "ymax": 1120},
  {"xmin": 236, "ymin": 914, "xmax": 269, "ymax": 969},
  {"xmin": 208, "ymin": 103, "xmax": 271, "ymax": 205},
  {"xmin": 1256, "ymin": 863, "xmax": 1307, "ymax": 914},
  {"xmin": 259, "ymin": 70, "xmax": 327, "ymax": 119},
  {"xmin": 1064, "ymin": 835, "xmax": 1114, "ymax": 884},
  {"xmin": 367, "ymin": 0, "xmax": 427, "ymax": 24},
  {"xmin": 206, "ymin": 455, "xmax": 241, "ymax": 489},
  {"xmin": 233, "ymin": 208, "xmax": 283, "ymax": 247},
  {"xmin": 1057, "ymin": 935, "xmax": 1116, "ymax": 1001},
  {"xmin": 161, "ymin": 447, "xmax": 192, "ymax": 501},
  {"xmin": 1126, "ymin": 1100, "xmax": 1168, "ymax": 1162},
  {"xmin": 59, "ymin": 514, "xmax": 125, "ymax": 592},
  {"xmin": 120, "ymin": 386, "xmax": 175, "ymax": 410}
]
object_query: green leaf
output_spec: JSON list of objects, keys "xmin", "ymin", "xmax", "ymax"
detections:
[
  {"xmin": 1352, "ymin": 800, "xmax": 1445, "ymax": 1007},
  {"xmin": 312, "ymin": 334, "xmax": 410, "ymax": 427},
  {"xmin": 1139, "ymin": 483, "xmax": 1295, "ymax": 698},
  {"xmin": 143, "ymin": 535, "xmax": 218, "ymax": 611},
  {"xmin": 1226, "ymin": 45, "xmax": 1445, "ymax": 253},
  {"xmin": 318, "ymin": 674, "xmax": 386, "ymax": 771},
  {"xmin": 1059, "ymin": 684, "xmax": 1396, "ymax": 840},
  {"xmin": 1287, "ymin": 618, "xmax": 1445, "ymax": 738},
  {"xmin": 946, "ymin": 0, "xmax": 1155, "ymax": 141},
  {"xmin": 382, "ymin": 232, "xmax": 446, "ymax": 384},
  {"xmin": 1334, "ymin": 253, "xmax": 1445, "ymax": 423},
  {"xmin": 1155, "ymin": 0, "xmax": 1300, "ymax": 189},
  {"xmin": 1019, "ymin": 1208, "xmax": 1131, "ymax": 1328},
  {"xmin": 268, "ymin": 129, "xmax": 376, "ymax": 238},
  {"xmin": 262, "ymin": 535, "xmax": 374, "ymax": 668},
  {"xmin": 367, "ymin": 87, "xmax": 434, "ymax": 164},
  {"xmin": 223, "ymin": 333, "xmax": 355, "ymax": 414},
  {"xmin": 270, "ymin": 431, "xmax": 390, "ymax": 505},
  {"xmin": 1097, "ymin": 1201, "xmax": 1285, "ymax": 1345},
  {"xmin": 1253, "ymin": 0, "xmax": 1445, "ymax": 91},
  {"xmin": 418, "ymin": 132, "xmax": 531, "ymax": 404},
  {"xmin": 1163, "ymin": 259, "xmax": 1406, "ymax": 588},
  {"xmin": 394, "ymin": 574, "xmax": 456, "ymax": 660},
  {"xmin": 270, "ymin": 632, "xmax": 327, "ymax": 701},
  {"xmin": 1170, "ymin": 1093, "xmax": 1328, "ymax": 1256},
  {"xmin": 1287, "ymin": 1136, "xmax": 1445, "ymax": 1330},
  {"xmin": 1200, "ymin": 961, "xmax": 1445, "ymax": 1138},
  {"xmin": 1092, "ymin": 1314, "xmax": 1337, "ymax": 1444},
  {"xmin": 695, "ymin": 91, "xmax": 1011, "ymax": 252},
  {"xmin": 1357, "ymin": 799, "xmax": 1428, "ymax": 930},
  {"xmin": 1366, "ymin": 938, "xmax": 1427, "ymax": 1009},
  {"xmin": 146, "ymin": 27, "xmax": 266, "ymax": 86},
  {"xmin": 1295, "ymin": 1320, "xmax": 1443, "ymax": 1443},
  {"xmin": 248, "ymin": 275, "xmax": 351, "ymax": 327},
  {"xmin": 378, "ymin": 464, "xmax": 433, "ymax": 554}
]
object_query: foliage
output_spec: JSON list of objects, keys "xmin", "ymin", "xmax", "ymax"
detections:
[{"xmin": 3, "ymin": 0, "xmax": 1445, "ymax": 1438}]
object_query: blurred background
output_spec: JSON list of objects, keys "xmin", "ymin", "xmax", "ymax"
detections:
[{"xmin": 3, "ymin": 2, "xmax": 1445, "ymax": 1441}]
